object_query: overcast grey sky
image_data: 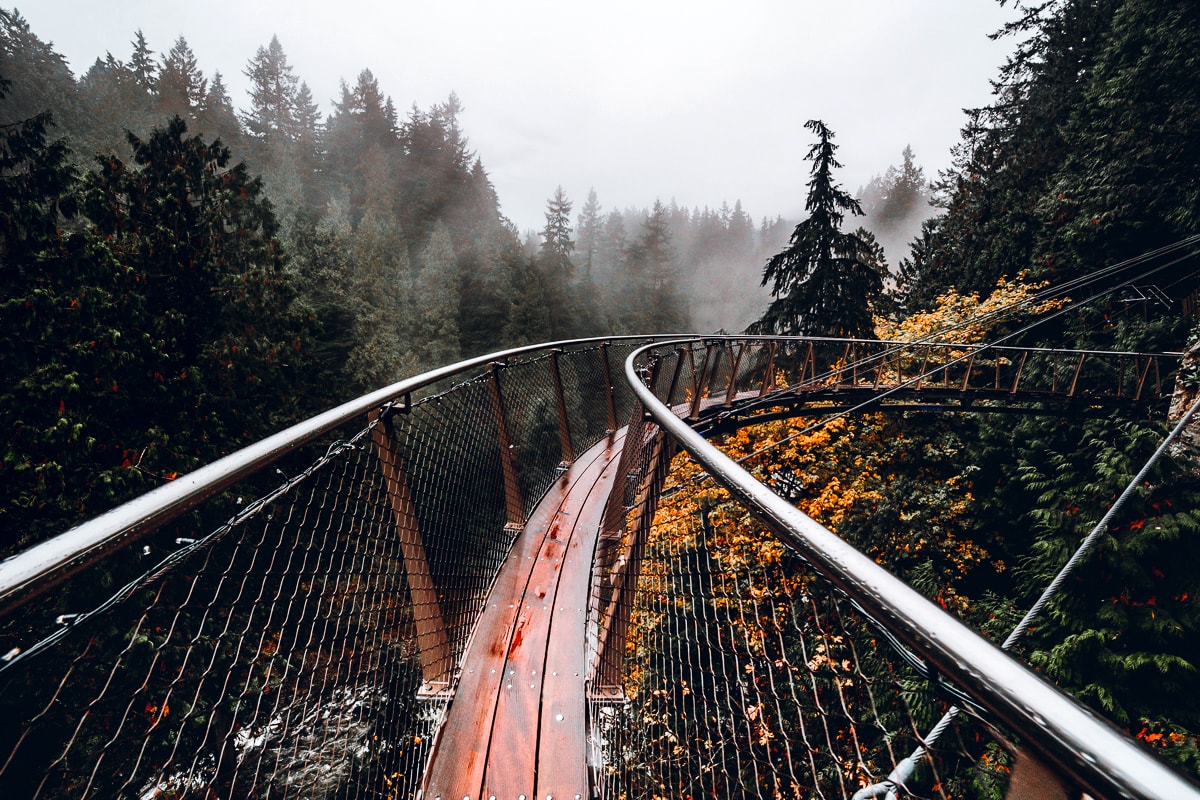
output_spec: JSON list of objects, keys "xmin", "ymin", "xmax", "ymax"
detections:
[{"xmin": 19, "ymin": 0, "xmax": 1021, "ymax": 234}]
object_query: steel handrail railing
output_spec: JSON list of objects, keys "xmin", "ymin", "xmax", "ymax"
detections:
[
  {"xmin": 0, "ymin": 335, "xmax": 687, "ymax": 617},
  {"xmin": 624, "ymin": 337, "xmax": 1200, "ymax": 800}
]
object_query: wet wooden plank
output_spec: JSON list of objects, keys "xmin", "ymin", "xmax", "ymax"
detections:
[
  {"xmin": 535, "ymin": 440, "xmax": 624, "ymax": 797},
  {"xmin": 422, "ymin": 434, "xmax": 623, "ymax": 800},
  {"xmin": 482, "ymin": 433, "xmax": 624, "ymax": 799}
]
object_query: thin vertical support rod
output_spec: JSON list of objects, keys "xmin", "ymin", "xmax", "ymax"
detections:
[
  {"xmin": 1134, "ymin": 355, "xmax": 1153, "ymax": 401},
  {"xmin": 489, "ymin": 362, "xmax": 525, "ymax": 527},
  {"xmin": 688, "ymin": 342, "xmax": 718, "ymax": 421},
  {"xmin": 759, "ymin": 342, "xmax": 778, "ymax": 397},
  {"xmin": 370, "ymin": 410, "xmax": 452, "ymax": 686},
  {"xmin": 960, "ymin": 352, "xmax": 977, "ymax": 391},
  {"xmin": 599, "ymin": 341, "xmax": 618, "ymax": 433},
  {"xmin": 1010, "ymin": 350, "xmax": 1030, "ymax": 394},
  {"xmin": 724, "ymin": 342, "xmax": 747, "ymax": 407},
  {"xmin": 835, "ymin": 341, "xmax": 851, "ymax": 386},
  {"xmin": 1069, "ymin": 353, "xmax": 1085, "ymax": 396},
  {"xmin": 915, "ymin": 346, "xmax": 931, "ymax": 391},
  {"xmin": 550, "ymin": 349, "xmax": 575, "ymax": 464},
  {"xmin": 666, "ymin": 346, "xmax": 688, "ymax": 407}
]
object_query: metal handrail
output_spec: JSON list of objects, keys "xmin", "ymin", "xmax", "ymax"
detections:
[
  {"xmin": 2, "ymin": 332, "xmax": 1176, "ymax": 617},
  {"xmin": 0, "ymin": 335, "xmax": 687, "ymax": 616},
  {"xmin": 624, "ymin": 338, "xmax": 1200, "ymax": 800}
]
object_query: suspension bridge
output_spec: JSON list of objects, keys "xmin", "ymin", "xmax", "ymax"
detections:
[{"xmin": 1, "ymin": 296, "xmax": 1199, "ymax": 797}]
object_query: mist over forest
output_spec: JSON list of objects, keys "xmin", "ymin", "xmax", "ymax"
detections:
[{"xmin": 0, "ymin": 8, "xmax": 937, "ymax": 343}]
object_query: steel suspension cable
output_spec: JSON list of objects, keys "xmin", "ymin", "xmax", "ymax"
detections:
[
  {"xmin": 853, "ymin": 389, "xmax": 1200, "ymax": 800},
  {"xmin": 776, "ymin": 234, "xmax": 1200, "ymax": 394},
  {"xmin": 735, "ymin": 242, "xmax": 1200, "ymax": 466}
]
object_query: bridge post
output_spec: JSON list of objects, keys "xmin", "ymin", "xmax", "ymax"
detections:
[
  {"xmin": 759, "ymin": 341, "xmax": 777, "ymax": 396},
  {"xmin": 724, "ymin": 342, "xmax": 747, "ymax": 407},
  {"xmin": 666, "ymin": 345, "xmax": 688, "ymax": 407},
  {"xmin": 1010, "ymin": 350, "xmax": 1029, "ymax": 393},
  {"xmin": 688, "ymin": 342, "xmax": 719, "ymax": 421},
  {"xmin": 1135, "ymin": 355, "xmax": 1153, "ymax": 401},
  {"xmin": 370, "ymin": 407, "xmax": 452, "ymax": 689},
  {"xmin": 489, "ymin": 362, "xmax": 526, "ymax": 528},
  {"xmin": 833, "ymin": 341, "xmax": 851, "ymax": 386},
  {"xmin": 961, "ymin": 351, "xmax": 978, "ymax": 391},
  {"xmin": 599, "ymin": 341, "xmax": 618, "ymax": 435},
  {"xmin": 915, "ymin": 345, "xmax": 931, "ymax": 390},
  {"xmin": 798, "ymin": 340, "xmax": 815, "ymax": 385},
  {"xmin": 550, "ymin": 349, "xmax": 575, "ymax": 464}
]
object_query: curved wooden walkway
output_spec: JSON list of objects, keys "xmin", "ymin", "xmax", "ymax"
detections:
[{"xmin": 420, "ymin": 433, "xmax": 626, "ymax": 800}]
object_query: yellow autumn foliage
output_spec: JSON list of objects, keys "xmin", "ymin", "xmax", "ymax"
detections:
[{"xmin": 875, "ymin": 272, "xmax": 1067, "ymax": 345}]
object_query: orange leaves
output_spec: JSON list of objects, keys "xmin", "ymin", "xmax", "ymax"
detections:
[
  {"xmin": 875, "ymin": 273, "xmax": 1066, "ymax": 345},
  {"xmin": 1135, "ymin": 724, "xmax": 1192, "ymax": 749},
  {"xmin": 144, "ymin": 700, "xmax": 170, "ymax": 724}
]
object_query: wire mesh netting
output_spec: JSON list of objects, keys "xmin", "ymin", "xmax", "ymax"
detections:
[
  {"xmin": 0, "ymin": 429, "xmax": 439, "ymax": 799},
  {"xmin": 0, "ymin": 339, "xmax": 651, "ymax": 800},
  {"xmin": 586, "ymin": 340, "xmax": 1182, "ymax": 799},
  {"xmin": 0, "ymin": 335, "xmax": 1186, "ymax": 799},
  {"xmin": 589, "ymin": 456, "xmax": 1011, "ymax": 800}
]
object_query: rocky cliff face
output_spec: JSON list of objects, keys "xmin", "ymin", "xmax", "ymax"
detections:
[{"xmin": 1168, "ymin": 340, "xmax": 1200, "ymax": 458}]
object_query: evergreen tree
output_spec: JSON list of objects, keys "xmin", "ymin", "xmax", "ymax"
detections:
[
  {"xmin": 2, "ymin": 113, "xmax": 314, "ymax": 550},
  {"xmin": 197, "ymin": 71, "xmax": 241, "ymax": 147},
  {"xmin": 1036, "ymin": 0, "xmax": 1200, "ymax": 287},
  {"xmin": 344, "ymin": 200, "xmax": 410, "ymax": 391},
  {"xmin": 504, "ymin": 255, "xmax": 552, "ymax": 345},
  {"xmin": 0, "ymin": 93, "xmax": 90, "ymax": 550},
  {"xmin": 156, "ymin": 35, "xmax": 206, "ymax": 121},
  {"xmin": 0, "ymin": 9, "xmax": 82, "ymax": 132},
  {"xmin": 750, "ymin": 120, "xmax": 882, "ymax": 339},
  {"xmin": 906, "ymin": 0, "xmax": 1122, "ymax": 308},
  {"xmin": 409, "ymin": 221, "xmax": 462, "ymax": 371},
  {"xmin": 576, "ymin": 187, "xmax": 604, "ymax": 280},
  {"xmin": 539, "ymin": 185, "xmax": 575, "ymax": 337},
  {"xmin": 397, "ymin": 94, "xmax": 472, "ymax": 238},
  {"xmin": 81, "ymin": 117, "xmax": 314, "ymax": 487},
  {"xmin": 242, "ymin": 35, "xmax": 299, "ymax": 147},
  {"xmin": 129, "ymin": 29, "xmax": 156, "ymax": 91},
  {"xmin": 620, "ymin": 200, "xmax": 687, "ymax": 333},
  {"xmin": 325, "ymin": 69, "xmax": 400, "ymax": 224},
  {"xmin": 76, "ymin": 53, "xmax": 153, "ymax": 157}
]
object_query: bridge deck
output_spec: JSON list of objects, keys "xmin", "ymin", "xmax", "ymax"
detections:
[{"xmin": 421, "ymin": 432, "xmax": 626, "ymax": 800}]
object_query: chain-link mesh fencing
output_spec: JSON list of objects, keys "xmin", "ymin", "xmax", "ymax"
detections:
[{"xmin": 0, "ymin": 338, "xmax": 654, "ymax": 800}]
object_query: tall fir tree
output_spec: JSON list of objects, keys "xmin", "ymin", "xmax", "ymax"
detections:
[
  {"xmin": 242, "ymin": 35, "xmax": 299, "ymax": 147},
  {"xmin": 750, "ymin": 120, "xmax": 882, "ymax": 339},
  {"xmin": 156, "ymin": 35, "xmax": 206, "ymax": 121},
  {"xmin": 129, "ymin": 29, "xmax": 156, "ymax": 91},
  {"xmin": 576, "ymin": 187, "xmax": 604, "ymax": 280},
  {"xmin": 539, "ymin": 185, "xmax": 575, "ymax": 337}
]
